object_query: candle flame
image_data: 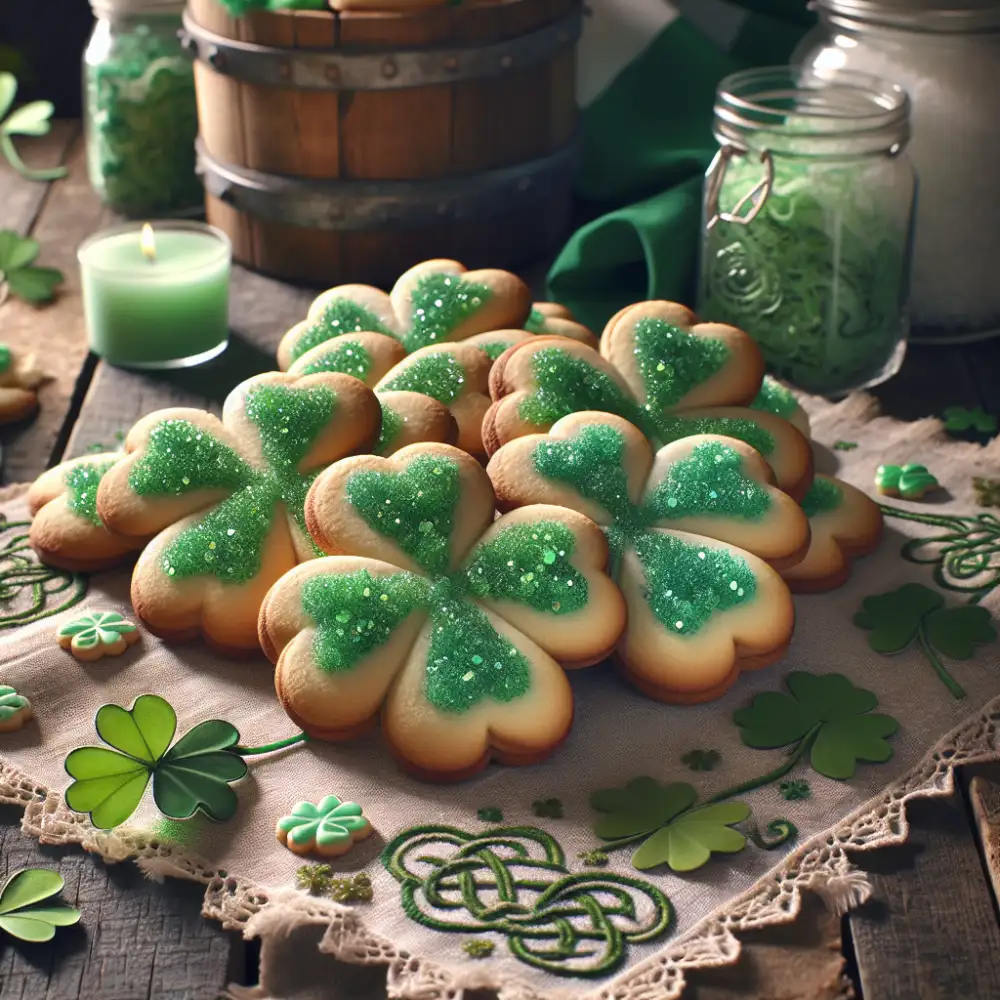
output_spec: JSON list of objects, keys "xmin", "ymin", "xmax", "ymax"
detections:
[{"xmin": 140, "ymin": 224, "xmax": 156, "ymax": 262}]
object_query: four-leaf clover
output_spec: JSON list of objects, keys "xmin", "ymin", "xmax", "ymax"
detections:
[
  {"xmin": 0, "ymin": 73, "xmax": 67, "ymax": 182},
  {"xmin": 854, "ymin": 583, "xmax": 997, "ymax": 699},
  {"xmin": 276, "ymin": 795, "xmax": 372, "ymax": 857},
  {"xmin": 590, "ymin": 777, "xmax": 750, "ymax": 872},
  {"xmin": 0, "ymin": 869, "xmax": 80, "ymax": 942},
  {"xmin": 734, "ymin": 672, "xmax": 899, "ymax": 780},
  {"xmin": 64, "ymin": 694, "xmax": 248, "ymax": 829}
]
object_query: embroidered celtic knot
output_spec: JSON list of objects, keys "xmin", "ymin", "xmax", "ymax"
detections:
[{"xmin": 382, "ymin": 825, "xmax": 672, "ymax": 977}]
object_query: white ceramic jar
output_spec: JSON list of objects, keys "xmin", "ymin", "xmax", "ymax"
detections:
[{"xmin": 796, "ymin": 0, "xmax": 1000, "ymax": 343}]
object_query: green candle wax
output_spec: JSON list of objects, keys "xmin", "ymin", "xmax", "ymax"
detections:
[{"xmin": 78, "ymin": 223, "xmax": 231, "ymax": 369}]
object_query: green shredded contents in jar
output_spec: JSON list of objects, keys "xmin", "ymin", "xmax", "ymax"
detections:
[
  {"xmin": 214, "ymin": 0, "xmax": 326, "ymax": 13},
  {"xmin": 699, "ymin": 154, "xmax": 909, "ymax": 396},
  {"xmin": 86, "ymin": 20, "xmax": 201, "ymax": 217}
]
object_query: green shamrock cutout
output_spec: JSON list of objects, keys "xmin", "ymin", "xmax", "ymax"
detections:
[
  {"xmin": 973, "ymin": 478, "xmax": 1000, "ymax": 509},
  {"xmin": 854, "ymin": 582, "xmax": 997, "ymax": 699},
  {"xmin": 276, "ymin": 795, "xmax": 372, "ymax": 856},
  {"xmin": 0, "ymin": 869, "xmax": 80, "ymax": 942},
  {"xmin": 531, "ymin": 798, "xmax": 564, "ymax": 819},
  {"xmin": 943, "ymin": 406, "xmax": 998, "ymax": 435},
  {"xmin": 590, "ymin": 777, "xmax": 750, "ymax": 872},
  {"xmin": 477, "ymin": 807, "xmax": 503, "ymax": 822},
  {"xmin": 680, "ymin": 749, "xmax": 720, "ymax": 772},
  {"xmin": 0, "ymin": 73, "xmax": 67, "ymax": 183},
  {"xmin": 0, "ymin": 230, "xmax": 63, "ymax": 305},
  {"xmin": 64, "ymin": 694, "xmax": 248, "ymax": 829},
  {"xmin": 0, "ymin": 684, "xmax": 31, "ymax": 731},
  {"xmin": 734, "ymin": 672, "xmax": 899, "ymax": 780},
  {"xmin": 780, "ymin": 780, "xmax": 811, "ymax": 801}
]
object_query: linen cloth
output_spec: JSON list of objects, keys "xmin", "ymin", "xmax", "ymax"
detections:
[{"xmin": 1, "ymin": 394, "xmax": 999, "ymax": 1000}]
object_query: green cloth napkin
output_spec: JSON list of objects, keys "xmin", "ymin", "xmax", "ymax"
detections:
[{"xmin": 547, "ymin": 2, "xmax": 815, "ymax": 333}]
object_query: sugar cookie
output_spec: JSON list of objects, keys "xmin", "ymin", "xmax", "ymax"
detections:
[
  {"xmin": 96, "ymin": 372, "xmax": 381, "ymax": 654},
  {"xmin": 276, "ymin": 795, "xmax": 372, "ymax": 857},
  {"xmin": 29, "ymin": 453, "xmax": 145, "ymax": 571},
  {"xmin": 523, "ymin": 303, "xmax": 600, "ymax": 347},
  {"xmin": 57, "ymin": 610, "xmax": 140, "ymax": 661},
  {"xmin": 0, "ymin": 345, "xmax": 46, "ymax": 424},
  {"xmin": 488, "ymin": 412, "xmax": 800, "ymax": 703},
  {"xmin": 277, "ymin": 259, "xmax": 532, "ymax": 369},
  {"xmin": 259, "ymin": 443, "xmax": 626, "ymax": 780},
  {"xmin": 750, "ymin": 376, "xmax": 811, "ymax": 439},
  {"xmin": 781, "ymin": 475, "xmax": 883, "ymax": 592}
]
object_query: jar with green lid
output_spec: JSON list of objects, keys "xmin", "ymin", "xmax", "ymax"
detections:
[
  {"xmin": 84, "ymin": 0, "xmax": 201, "ymax": 218},
  {"xmin": 697, "ymin": 67, "xmax": 917, "ymax": 397}
]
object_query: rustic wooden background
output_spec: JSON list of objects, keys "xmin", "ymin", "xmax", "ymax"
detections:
[{"xmin": 3, "ymin": 124, "xmax": 1000, "ymax": 999}]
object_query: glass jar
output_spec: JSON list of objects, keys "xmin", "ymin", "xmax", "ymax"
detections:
[
  {"xmin": 84, "ymin": 0, "xmax": 201, "ymax": 218},
  {"xmin": 697, "ymin": 67, "xmax": 916, "ymax": 397},
  {"xmin": 795, "ymin": 1, "xmax": 1000, "ymax": 343}
]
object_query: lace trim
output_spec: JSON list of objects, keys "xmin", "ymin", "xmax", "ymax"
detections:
[{"xmin": 2, "ymin": 694, "xmax": 998, "ymax": 1000}]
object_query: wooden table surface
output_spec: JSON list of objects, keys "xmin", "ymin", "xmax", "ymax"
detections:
[{"xmin": 3, "ymin": 124, "xmax": 1000, "ymax": 1000}]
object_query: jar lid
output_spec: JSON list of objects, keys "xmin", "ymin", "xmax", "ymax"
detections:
[
  {"xmin": 815, "ymin": 0, "xmax": 1000, "ymax": 31},
  {"xmin": 90, "ymin": 0, "xmax": 185, "ymax": 16}
]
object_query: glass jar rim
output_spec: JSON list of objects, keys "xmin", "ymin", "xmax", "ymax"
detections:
[
  {"xmin": 814, "ymin": 0, "xmax": 1000, "ymax": 32},
  {"xmin": 77, "ymin": 221, "xmax": 232, "ymax": 279},
  {"xmin": 714, "ymin": 67, "xmax": 910, "ymax": 156},
  {"xmin": 89, "ymin": 0, "xmax": 184, "ymax": 17}
]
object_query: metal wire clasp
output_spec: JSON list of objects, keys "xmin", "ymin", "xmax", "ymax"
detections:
[{"xmin": 705, "ymin": 145, "xmax": 774, "ymax": 231}]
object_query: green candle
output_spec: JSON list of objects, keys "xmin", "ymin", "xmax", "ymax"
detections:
[{"xmin": 78, "ymin": 221, "xmax": 231, "ymax": 369}]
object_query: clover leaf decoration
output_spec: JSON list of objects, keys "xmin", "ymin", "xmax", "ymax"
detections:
[
  {"xmin": 0, "ymin": 684, "xmax": 32, "ymax": 732},
  {"xmin": 733, "ymin": 672, "xmax": 899, "ymax": 780},
  {"xmin": 64, "ymin": 694, "xmax": 247, "ymax": 829},
  {"xmin": 261, "ymin": 443, "xmax": 624, "ymax": 779},
  {"xmin": 0, "ymin": 73, "xmax": 67, "ymax": 183},
  {"xmin": 973, "ymin": 477, "xmax": 1000, "ymax": 509},
  {"xmin": 590, "ymin": 777, "xmax": 750, "ymax": 872},
  {"xmin": 943, "ymin": 405, "xmax": 998, "ymax": 435},
  {"xmin": 276, "ymin": 795, "xmax": 372, "ymax": 857},
  {"xmin": 854, "ymin": 582, "xmax": 996, "ymax": 700},
  {"xmin": 57, "ymin": 610, "xmax": 139, "ymax": 660},
  {"xmin": 0, "ymin": 869, "xmax": 80, "ymax": 942},
  {"xmin": 0, "ymin": 230, "xmax": 63, "ymax": 305},
  {"xmin": 477, "ymin": 807, "xmax": 503, "ymax": 822},
  {"xmin": 780, "ymin": 779, "xmax": 811, "ymax": 801},
  {"xmin": 531, "ymin": 798, "xmax": 564, "ymax": 819},
  {"xmin": 681, "ymin": 749, "xmax": 720, "ymax": 772}
]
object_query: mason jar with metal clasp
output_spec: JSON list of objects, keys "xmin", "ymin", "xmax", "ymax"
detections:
[
  {"xmin": 795, "ymin": 0, "xmax": 1000, "ymax": 343},
  {"xmin": 697, "ymin": 67, "xmax": 917, "ymax": 397}
]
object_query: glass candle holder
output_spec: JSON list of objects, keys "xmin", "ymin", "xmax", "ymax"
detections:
[
  {"xmin": 78, "ymin": 220, "xmax": 231, "ymax": 369},
  {"xmin": 697, "ymin": 67, "xmax": 917, "ymax": 397}
]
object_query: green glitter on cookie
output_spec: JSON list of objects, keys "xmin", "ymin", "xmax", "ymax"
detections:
[
  {"xmin": 644, "ymin": 441, "xmax": 771, "ymax": 522},
  {"xmin": 130, "ymin": 420, "xmax": 254, "ymax": 496},
  {"xmin": 424, "ymin": 589, "xmax": 531, "ymax": 712},
  {"xmin": 478, "ymin": 339, "xmax": 514, "ymax": 362},
  {"xmin": 0, "ymin": 345, "xmax": 10, "ymax": 375},
  {"xmin": 303, "ymin": 569, "xmax": 430, "ymax": 672},
  {"xmin": 463, "ymin": 521, "xmax": 588, "ymax": 614},
  {"xmin": 380, "ymin": 352, "xmax": 468, "ymax": 404},
  {"xmin": 524, "ymin": 308, "xmax": 548, "ymax": 334},
  {"xmin": 534, "ymin": 423, "xmax": 638, "ymax": 525},
  {"xmin": 634, "ymin": 531, "xmax": 756, "ymax": 635},
  {"xmin": 519, "ymin": 348, "xmax": 653, "ymax": 439},
  {"xmin": 375, "ymin": 404, "xmax": 404, "ymax": 455},
  {"xmin": 404, "ymin": 273, "xmax": 492, "ymax": 353},
  {"xmin": 296, "ymin": 341, "xmax": 374, "ymax": 382},
  {"xmin": 65, "ymin": 459, "xmax": 116, "ymax": 526},
  {"xmin": 751, "ymin": 376, "xmax": 799, "ymax": 420},
  {"xmin": 345, "ymin": 455, "xmax": 460, "ymax": 575},
  {"xmin": 632, "ymin": 317, "xmax": 730, "ymax": 411},
  {"xmin": 245, "ymin": 384, "xmax": 337, "ymax": 471},
  {"xmin": 801, "ymin": 478, "xmax": 843, "ymax": 518},
  {"xmin": 657, "ymin": 415, "xmax": 776, "ymax": 457},
  {"xmin": 291, "ymin": 300, "xmax": 394, "ymax": 362}
]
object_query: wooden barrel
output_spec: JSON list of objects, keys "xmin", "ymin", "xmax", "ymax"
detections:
[{"xmin": 183, "ymin": 0, "xmax": 581, "ymax": 287}]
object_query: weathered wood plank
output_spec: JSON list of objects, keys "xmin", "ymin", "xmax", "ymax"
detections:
[
  {"xmin": 0, "ymin": 120, "xmax": 78, "ymax": 234},
  {"xmin": 847, "ymin": 791, "xmax": 1000, "ymax": 1000},
  {"xmin": 65, "ymin": 266, "xmax": 313, "ymax": 458},
  {"xmin": 967, "ymin": 766, "xmax": 1000, "ymax": 913},
  {"xmin": 0, "ymin": 128, "xmax": 107, "ymax": 484},
  {"xmin": 0, "ymin": 805, "xmax": 241, "ymax": 1000}
]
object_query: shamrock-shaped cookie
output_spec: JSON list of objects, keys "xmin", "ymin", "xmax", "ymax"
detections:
[
  {"xmin": 750, "ymin": 376, "xmax": 811, "ymax": 439},
  {"xmin": 276, "ymin": 795, "xmax": 372, "ymax": 857},
  {"xmin": 259, "ymin": 443, "xmax": 626, "ymax": 780},
  {"xmin": 485, "ymin": 301, "xmax": 814, "ymax": 499},
  {"xmin": 277, "ymin": 259, "xmax": 532, "ymax": 369},
  {"xmin": 0, "ymin": 685, "xmax": 32, "ymax": 733},
  {"xmin": 57, "ymin": 610, "xmax": 140, "ymax": 661},
  {"xmin": 781, "ymin": 475, "xmax": 883, "ymax": 592},
  {"xmin": 488, "ymin": 413, "xmax": 804, "ymax": 703},
  {"xmin": 96, "ymin": 372, "xmax": 381, "ymax": 654},
  {"xmin": 29, "ymin": 452, "xmax": 143, "ymax": 571},
  {"xmin": 0, "ymin": 345, "xmax": 46, "ymax": 424},
  {"xmin": 524, "ymin": 302, "xmax": 599, "ymax": 346}
]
